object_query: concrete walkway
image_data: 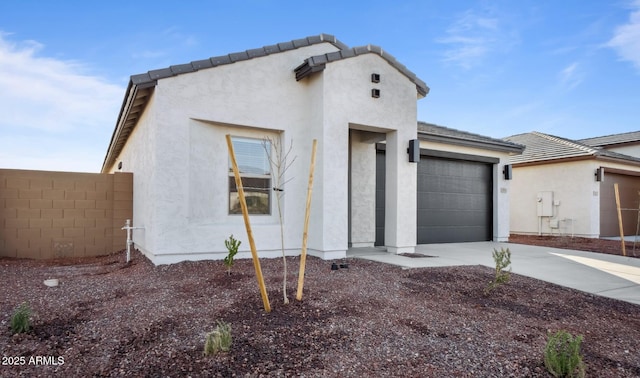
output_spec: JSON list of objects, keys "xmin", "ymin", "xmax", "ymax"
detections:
[{"xmin": 347, "ymin": 242, "xmax": 640, "ymax": 306}]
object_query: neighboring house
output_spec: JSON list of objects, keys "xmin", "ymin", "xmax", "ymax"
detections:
[
  {"xmin": 579, "ymin": 131, "xmax": 640, "ymax": 158},
  {"xmin": 505, "ymin": 131, "xmax": 640, "ymax": 238},
  {"xmin": 102, "ymin": 34, "xmax": 522, "ymax": 265}
]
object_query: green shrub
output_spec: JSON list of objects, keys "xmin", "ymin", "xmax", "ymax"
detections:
[
  {"xmin": 10, "ymin": 302, "xmax": 31, "ymax": 334},
  {"xmin": 485, "ymin": 247, "xmax": 512, "ymax": 294},
  {"xmin": 223, "ymin": 235, "xmax": 241, "ymax": 275},
  {"xmin": 544, "ymin": 330, "xmax": 586, "ymax": 378},
  {"xmin": 203, "ymin": 321, "xmax": 232, "ymax": 356}
]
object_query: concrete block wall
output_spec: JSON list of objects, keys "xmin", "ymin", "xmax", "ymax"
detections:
[{"xmin": 0, "ymin": 169, "xmax": 133, "ymax": 259}]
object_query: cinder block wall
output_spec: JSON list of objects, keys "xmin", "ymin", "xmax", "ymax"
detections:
[{"xmin": 0, "ymin": 169, "xmax": 133, "ymax": 259}]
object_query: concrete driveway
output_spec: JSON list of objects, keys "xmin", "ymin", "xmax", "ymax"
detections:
[{"xmin": 347, "ymin": 242, "xmax": 640, "ymax": 306}]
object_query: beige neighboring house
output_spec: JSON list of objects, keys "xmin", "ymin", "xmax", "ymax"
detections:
[{"xmin": 505, "ymin": 131, "xmax": 640, "ymax": 238}]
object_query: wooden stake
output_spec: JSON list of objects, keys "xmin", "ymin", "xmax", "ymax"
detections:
[
  {"xmin": 226, "ymin": 134, "xmax": 271, "ymax": 312},
  {"xmin": 296, "ymin": 139, "xmax": 318, "ymax": 301},
  {"xmin": 614, "ymin": 183, "xmax": 627, "ymax": 257}
]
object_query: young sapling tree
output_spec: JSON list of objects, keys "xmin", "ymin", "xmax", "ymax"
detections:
[
  {"xmin": 485, "ymin": 247, "xmax": 512, "ymax": 295},
  {"xmin": 263, "ymin": 136, "xmax": 296, "ymax": 304}
]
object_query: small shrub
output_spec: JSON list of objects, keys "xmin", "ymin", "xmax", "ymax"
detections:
[
  {"xmin": 544, "ymin": 330, "xmax": 586, "ymax": 378},
  {"xmin": 10, "ymin": 302, "xmax": 31, "ymax": 334},
  {"xmin": 203, "ymin": 320, "xmax": 232, "ymax": 356},
  {"xmin": 485, "ymin": 247, "xmax": 511, "ymax": 294},
  {"xmin": 223, "ymin": 235, "xmax": 241, "ymax": 275}
]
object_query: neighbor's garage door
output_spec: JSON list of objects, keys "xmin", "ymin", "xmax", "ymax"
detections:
[
  {"xmin": 417, "ymin": 156, "xmax": 493, "ymax": 243},
  {"xmin": 600, "ymin": 172, "xmax": 640, "ymax": 237},
  {"xmin": 375, "ymin": 148, "xmax": 494, "ymax": 245}
]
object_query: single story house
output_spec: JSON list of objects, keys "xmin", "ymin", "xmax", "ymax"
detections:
[
  {"xmin": 102, "ymin": 34, "xmax": 523, "ymax": 265},
  {"xmin": 505, "ymin": 131, "xmax": 640, "ymax": 238},
  {"xmin": 579, "ymin": 131, "xmax": 640, "ymax": 158}
]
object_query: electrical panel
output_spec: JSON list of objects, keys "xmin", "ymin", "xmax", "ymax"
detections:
[{"xmin": 536, "ymin": 191, "xmax": 553, "ymax": 217}]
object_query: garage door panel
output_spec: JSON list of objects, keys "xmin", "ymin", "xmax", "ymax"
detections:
[
  {"xmin": 417, "ymin": 157, "xmax": 492, "ymax": 243},
  {"xmin": 418, "ymin": 226, "xmax": 490, "ymax": 244},
  {"xmin": 418, "ymin": 192, "xmax": 490, "ymax": 211},
  {"xmin": 418, "ymin": 209, "xmax": 490, "ymax": 227},
  {"xmin": 376, "ymin": 151, "xmax": 493, "ymax": 245},
  {"xmin": 420, "ymin": 177, "xmax": 488, "ymax": 195}
]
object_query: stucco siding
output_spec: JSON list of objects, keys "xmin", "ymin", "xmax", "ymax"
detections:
[
  {"xmin": 510, "ymin": 160, "xmax": 600, "ymax": 237},
  {"xmin": 604, "ymin": 145, "xmax": 640, "ymax": 158},
  {"xmin": 349, "ymin": 130, "xmax": 377, "ymax": 247},
  {"xmin": 321, "ymin": 53, "xmax": 418, "ymax": 253},
  {"xmin": 107, "ymin": 41, "xmax": 426, "ymax": 263},
  {"xmin": 105, "ymin": 43, "xmax": 341, "ymax": 263},
  {"xmin": 106, "ymin": 40, "xmax": 429, "ymax": 263},
  {"xmin": 106, "ymin": 89, "xmax": 158, "ymax": 259}
]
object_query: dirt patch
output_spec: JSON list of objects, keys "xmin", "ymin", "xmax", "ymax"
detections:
[
  {"xmin": 1, "ymin": 245, "xmax": 639, "ymax": 377},
  {"xmin": 509, "ymin": 234, "xmax": 640, "ymax": 258}
]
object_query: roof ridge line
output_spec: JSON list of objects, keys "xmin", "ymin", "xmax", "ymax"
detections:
[
  {"xmin": 131, "ymin": 33, "xmax": 347, "ymax": 86},
  {"xmin": 295, "ymin": 43, "xmax": 429, "ymax": 97},
  {"xmin": 532, "ymin": 131, "xmax": 597, "ymax": 154}
]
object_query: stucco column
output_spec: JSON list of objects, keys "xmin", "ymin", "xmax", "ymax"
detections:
[
  {"xmin": 349, "ymin": 131, "xmax": 376, "ymax": 247},
  {"xmin": 384, "ymin": 130, "xmax": 417, "ymax": 253}
]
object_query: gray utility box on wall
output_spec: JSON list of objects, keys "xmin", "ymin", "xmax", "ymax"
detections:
[{"xmin": 536, "ymin": 191, "xmax": 554, "ymax": 217}]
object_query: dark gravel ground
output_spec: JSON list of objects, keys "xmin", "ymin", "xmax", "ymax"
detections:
[{"xmin": 1, "ymin": 240, "xmax": 639, "ymax": 377}]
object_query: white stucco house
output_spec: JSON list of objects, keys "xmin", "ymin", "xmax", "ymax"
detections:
[
  {"xmin": 102, "ymin": 34, "xmax": 523, "ymax": 265},
  {"xmin": 505, "ymin": 131, "xmax": 640, "ymax": 238}
]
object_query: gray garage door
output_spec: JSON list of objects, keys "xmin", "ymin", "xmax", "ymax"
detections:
[
  {"xmin": 376, "ymin": 149, "xmax": 493, "ymax": 245},
  {"xmin": 417, "ymin": 156, "xmax": 493, "ymax": 243}
]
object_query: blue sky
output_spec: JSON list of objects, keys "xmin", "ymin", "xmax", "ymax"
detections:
[{"xmin": 1, "ymin": 0, "xmax": 639, "ymax": 172}]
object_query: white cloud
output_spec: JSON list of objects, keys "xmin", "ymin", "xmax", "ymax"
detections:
[
  {"xmin": 437, "ymin": 9, "xmax": 502, "ymax": 69},
  {"xmin": 558, "ymin": 62, "xmax": 584, "ymax": 91},
  {"xmin": 607, "ymin": 1, "xmax": 640, "ymax": 71},
  {"xmin": 0, "ymin": 33, "xmax": 124, "ymax": 172},
  {"xmin": 0, "ymin": 33, "xmax": 123, "ymax": 133}
]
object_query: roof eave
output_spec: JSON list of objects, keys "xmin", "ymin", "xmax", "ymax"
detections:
[
  {"xmin": 101, "ymin": 81, "xmax": 154, "ymax": 173},
  {"xmin": 511, "ymin": 155, "xmax": 594, "ymax": 167},
  {"xmin": 419, "ymin": 132, "xmax": 525, "ymax": 155},
  {"xmin": 511, "ymin": 153, "xmax": 640, "ymax": 168}
]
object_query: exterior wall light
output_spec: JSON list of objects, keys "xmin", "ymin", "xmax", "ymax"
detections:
[
  {"xmin": 503, "ymin": 164, "xmax": 512, "ymax": 180},
  {"xmin": 408, "ymin": 139, "xmax": 420, "ymax": 163},
  {"xmin": 595, "ymin": 167, "xmax": 604, "ymax": 182}
]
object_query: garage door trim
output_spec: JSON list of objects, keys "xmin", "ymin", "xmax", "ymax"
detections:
[{"xmin": 375, "ymin": 143, "xmax": 499, "ymax": 164}]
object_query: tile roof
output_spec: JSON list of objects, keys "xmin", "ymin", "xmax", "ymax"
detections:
[
  {"xmin": 504, "ymin": 131, "xmax": 640, "ymax": 165},
  {"xmin": 294, "ymin": 44, "xmax": 429, "ymax": 97},
  {"xmin": 418, "ymin": 122, "xmax": 524, "ymax": 154},
  {"xmin": 130, "ymin": 34, "xmax": 348, "ymax": 87},
  {"xmin": 578, "ymin": 131, "xmax": 640, "ymax": 147},
  {"xmin": 102, "ymin": 34, "xmax": 429, "ymax": 172}
]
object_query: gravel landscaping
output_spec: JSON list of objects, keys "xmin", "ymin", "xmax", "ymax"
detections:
[{"xmin": 1, "ymin": 238, "xmax": 639, "ymax": 377}]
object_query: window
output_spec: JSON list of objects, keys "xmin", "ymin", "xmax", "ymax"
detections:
[{"xmin": 229, "ymin": 137, "xmax": 271, "ymax": 215}]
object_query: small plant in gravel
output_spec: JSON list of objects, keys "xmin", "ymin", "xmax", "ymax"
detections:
[
  {"xmin": 223, "ymin": 234, "xmax": 241, "ymax": 275},
  {"xmin": 203, "ymin": 321, "xmax": 232, "ymax": 356},
  {"xmin": 10, "ymin": 302, "xmax": 32, "ymax": 334},
  {"xmin": 485, "ymin": 247, "xmax": 511, "ymax": 294},
  {"xmin": 544, "ymin": 330, "xmax": 586, "ymax": 378}
]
